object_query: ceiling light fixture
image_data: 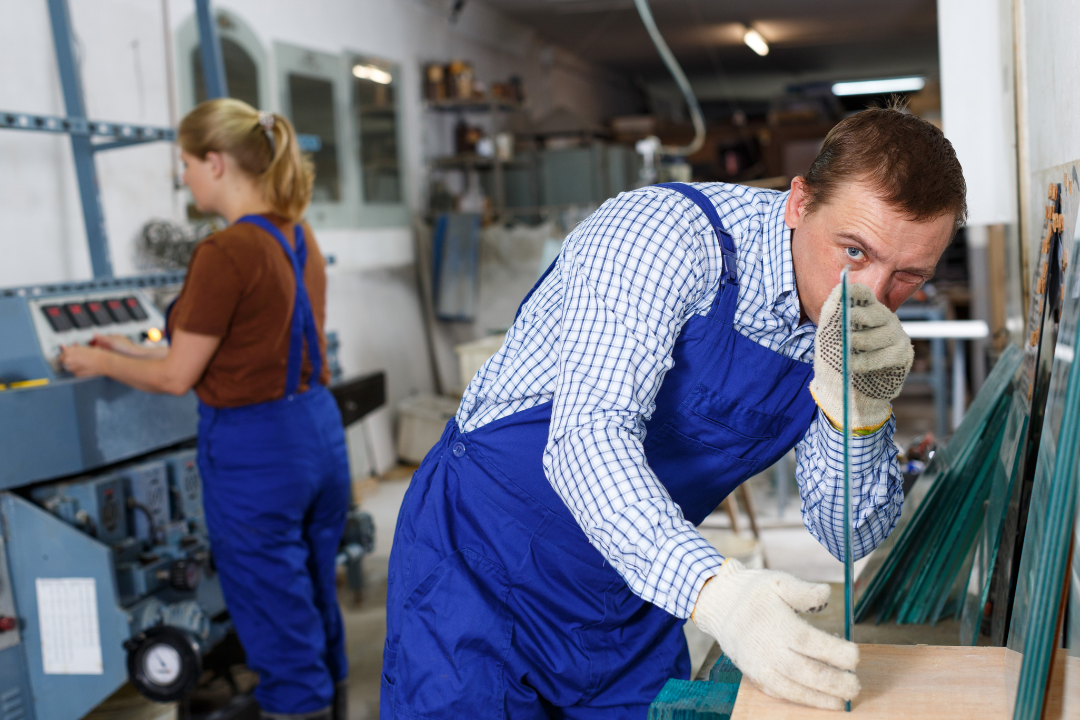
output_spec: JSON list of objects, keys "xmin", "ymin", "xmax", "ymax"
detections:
[
  {"xmin": 831, "ymin": 76, "xmax": 926, "ymax": 96},
  {"xmin": 743, "ymin": 27, "xmax": 769, "ymax": 56},
  {"xmin": 352, "ymin": 64, "xmax": 392, "ymax": 85}
]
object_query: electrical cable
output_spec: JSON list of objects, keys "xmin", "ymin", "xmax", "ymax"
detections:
[
  {"xmin": 631, "ymin": 0, "xmax": 705, "ymax": 156},
  {"xmin": 129, "ymin": 497, "xmax": 162, "ymax": 546}
]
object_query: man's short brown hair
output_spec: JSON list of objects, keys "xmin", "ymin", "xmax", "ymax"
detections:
[{"xmin": 803, "ymin": 107, "xmax": 967, "ymax": 228}]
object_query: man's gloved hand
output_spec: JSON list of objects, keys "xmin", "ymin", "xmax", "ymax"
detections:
[
  {"xmin": 692, "ymin": 559, "xmax": 860, "ymax": 710},
  {"xmin": 809, "ymin": 282, "xmax": 914, "ymax": 433}
]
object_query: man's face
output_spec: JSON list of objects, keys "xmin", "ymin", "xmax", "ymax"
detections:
[{"xmin": 785, "ymin": 176, "xmax": 955, "ymax": 325}]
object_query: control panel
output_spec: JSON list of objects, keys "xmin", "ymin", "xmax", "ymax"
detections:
[
  {"xmin": 27, "ymin": 449, "xmax": 221, "ymax": 612},
  {"xmin": 28, "ymin": 289, "xmax": 166, "ymax": 375}
]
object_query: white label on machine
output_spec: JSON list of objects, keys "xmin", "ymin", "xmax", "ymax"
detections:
[{"xmin": 35, "ymin": 578, "xmax": 103, "ymax": 675}]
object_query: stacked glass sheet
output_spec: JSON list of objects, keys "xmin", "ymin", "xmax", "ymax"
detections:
[
  {"xmin": 853, "ymin": 345, "xmax": 1023, "ymax": 625},
  {"xmin": 1007, "ymin": 177, "xmax": 1080, "ymax": 720}
]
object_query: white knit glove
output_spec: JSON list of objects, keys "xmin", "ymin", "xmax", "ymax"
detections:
[
  {"xmin": 692, "ymin": 559, "xmax": 860, "ymax": 711},
  {"xmin": 809, "ymin": 282, "xmax": 914, "ymax": 433}
]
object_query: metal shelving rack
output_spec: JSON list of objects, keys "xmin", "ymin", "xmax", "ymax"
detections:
[
  {"xmin": 0, "ymin": 0, "xmax": 227, "ymax": 280},
  {"xmin": 424, "ymin": 98, "xmax": 525, "ymax": 217}
]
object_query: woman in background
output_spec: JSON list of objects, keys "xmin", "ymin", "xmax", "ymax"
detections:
[{"xmin": 59, "ymin": 98, "xmax": 350, "ymax": 720}]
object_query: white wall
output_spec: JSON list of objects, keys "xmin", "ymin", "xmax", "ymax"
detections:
[
  {"xmin": 0, "ymin": 0, "xmax": 638, "ymax": 430},
  {"xmin": 1016, "ymin": 0, "xmax": 1080, "ymax": 258},
  {"xmin": 938, "ymin": 0, "xmax": 1018, "ymax": 228}
]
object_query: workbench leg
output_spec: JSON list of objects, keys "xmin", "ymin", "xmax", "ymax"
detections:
[
  {"xmin": 723, "ymin": 495, "xmax": 740, "ymax": 534},
  {"xmin": 736, "ymin": 484, "xmax": 761, "ymax": 540}
]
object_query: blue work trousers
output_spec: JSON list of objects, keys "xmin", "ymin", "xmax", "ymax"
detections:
[{"xmin": 198, "ymin": 386, "xmax": 350, "ymax": 715}]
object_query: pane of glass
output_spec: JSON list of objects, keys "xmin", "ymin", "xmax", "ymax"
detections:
[
  {"xmin": 1008, "ymin": 170, "xmax": 1080, "ymax": 719},
  {"xmin": 853, "ymin": 344, "xmax": 1023, "ymax": 623},
  {"xmin": 191, "ymin": 37, "xmax": 260, "ymax": 109},
  {"xmin": 960, "ymin": 392, "xmax": 1030, "ymax": 645},
  {"xmin": 842, "ymin": 271, "xmax": 854, "ymax": 652},
  {"xmin": 288, "ymin": 74, "xmax": 341, "ymax": 203},
  {"xmin": 352, "ymin": 57, "xmax": 402, "ymax": 204}
]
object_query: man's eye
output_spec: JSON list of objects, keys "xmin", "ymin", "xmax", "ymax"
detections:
[{"xmin": 845, "ymin": 247, "xmax": 865, "ymax": 260}]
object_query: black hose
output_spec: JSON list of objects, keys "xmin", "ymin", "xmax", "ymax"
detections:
[{"xmin": 128, "ymin": 497, "xmax": 162, "ymax": 546}]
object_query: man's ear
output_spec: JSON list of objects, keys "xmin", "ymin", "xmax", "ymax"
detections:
[
  {"xmin": 785, "ymin": 176, "xmax": 810, "ymax": 229},
  {"xmin": 205, "ymin": 151, "xmax": 226, "ymax": 180}
]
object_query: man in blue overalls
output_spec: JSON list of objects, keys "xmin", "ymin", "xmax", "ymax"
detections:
[{"xmin": 383, "ymin": 109, "xmax": 966, "ymax": 716}]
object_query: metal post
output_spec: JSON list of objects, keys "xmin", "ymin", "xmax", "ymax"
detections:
[
  {"xmin": 952, "ymin": 339, "xmax": 968, "ymax": 431},
  {"xmin": 931, "ymin": 336, "xmax": 948, "ymax": 439},
  {"xmin": 194, "ymin": 0, "xmax": 228, "ymax": 100},
  {"xmin": 46, "ymin": 0, "xmax": 113, "ymax": 278}
]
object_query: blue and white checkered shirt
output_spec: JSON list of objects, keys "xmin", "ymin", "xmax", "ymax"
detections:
[{"xmin": 457, "ymin": 183, "xmax": 904, "ymax": 619}]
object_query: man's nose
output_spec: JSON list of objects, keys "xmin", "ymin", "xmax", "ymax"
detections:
[{"xmin": 853, "ymin": 269, "xmax": 891, "ymax": 307}]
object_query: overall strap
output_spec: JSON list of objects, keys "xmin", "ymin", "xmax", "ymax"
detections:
[
  {"xmin": 236, "ymin": 215, "xmax": 323, "ymax": 396},
  {"xmin": 655, "ymin": 182, "xmax": 738, "ymax": 286}
]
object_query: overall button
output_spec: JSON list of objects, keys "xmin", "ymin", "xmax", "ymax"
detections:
[{"xmin": 451, "ymin": 442, "xmax": 466, "ymax": 457}]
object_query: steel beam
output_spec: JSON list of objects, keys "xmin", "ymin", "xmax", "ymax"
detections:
[
  {"xmin": 194, "ymin": 0, "xmax": 228, "ymax": 100},
  {"xmin": 0, "ymin": 111, "xmax": 174, "ymax": 146},
  {"xmin": 46, "ymin": 0, "xmax": 113, "ymax": 278}
]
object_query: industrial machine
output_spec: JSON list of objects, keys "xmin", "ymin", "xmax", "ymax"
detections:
[
  {"xmin": 0, "ymin": 279, "xmax": 383, "ymax": 719},
  {"xmin": 0, "ymin": 279, "xmax": 217, "ymax": 720},
  {"xmin": 0, "ymin": 2, "xmax": 380, "ymax": 717}
]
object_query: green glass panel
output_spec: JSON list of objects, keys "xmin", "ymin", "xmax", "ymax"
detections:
[
  {"xmin": 853, "ymin": 345, "xmax": 1023, "ymax": 623},
  {"xmin": 1009, "ymin": 171, "xmax": 1080, "ymax": 720},
  {"xmin": 959, "ymin": 392, "xmax": 1030, "ymax": 645},
  {"xmin": 842, "ymin": 271, "xmax": 852, "ymax": 713}
]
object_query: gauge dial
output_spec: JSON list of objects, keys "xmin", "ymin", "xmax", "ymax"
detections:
[{"xmin": 143, "ymin": 644, "xmax": 181, "ymax": 686}]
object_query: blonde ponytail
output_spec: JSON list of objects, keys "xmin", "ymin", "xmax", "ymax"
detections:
[{"xmin": 178, "ymin": 98, "xmax": 314, "ymax": 222}]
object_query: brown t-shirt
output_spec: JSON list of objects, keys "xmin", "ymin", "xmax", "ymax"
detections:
[{"xmin": 170, "ymin": 214, "xmax": 331, "ymax": 408}]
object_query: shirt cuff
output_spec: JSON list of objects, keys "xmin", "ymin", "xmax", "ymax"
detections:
[
  {"xmin": 645, "ymin": 530, "xmax": 726, "ymax": 619},
  {"xmin": 816, "ymin": 407, "xmax": 893, "ymax": 470}
]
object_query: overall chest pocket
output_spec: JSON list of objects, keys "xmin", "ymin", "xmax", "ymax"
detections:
[{"xmin": 649, "ymin": 383, "xmax": 786, "ymax": 461}]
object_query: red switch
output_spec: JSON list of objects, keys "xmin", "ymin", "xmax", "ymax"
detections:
[{"xmin": 0, "ymin": 616, "xmax": 17, "ymax": 632}]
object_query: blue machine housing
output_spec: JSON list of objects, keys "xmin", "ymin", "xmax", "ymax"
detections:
[
  {"xmin": 0, "ymin": 289, "xmax": 197, "ymax": 489},
  {"xmin": 0, "ymin": 279, "xmax": 229, "ymax": 720}
]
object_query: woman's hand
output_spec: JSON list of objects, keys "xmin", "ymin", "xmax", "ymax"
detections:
[
  {"xmin": 58, "ymin": 344, "xmax": 111, "ymax": 378},
  {"xmin": 90, "ymin": 333, "xmax": 146, "ymax": 358}
]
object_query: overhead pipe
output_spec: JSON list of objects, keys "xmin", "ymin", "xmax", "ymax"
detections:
[{"xmin": 632, "ymin": 0, "xmax": 705, "ymax": 158}]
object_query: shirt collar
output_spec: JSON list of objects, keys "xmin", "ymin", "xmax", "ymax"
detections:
[{"xmin": 763, "ymin": 191, "xmax": 814, "ymax": 335}]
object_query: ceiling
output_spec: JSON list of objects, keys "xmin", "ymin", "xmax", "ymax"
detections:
[{"xmin": 478, "ymin": 0, "xmax": 940, "ymax": 94}]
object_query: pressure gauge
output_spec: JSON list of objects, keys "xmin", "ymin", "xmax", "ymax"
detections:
[
  {"xmin": 125, "ymin": 626, "xmax": 201, "ymax": 702},
  {"xmin": 144, "ymin": 644, "xmax": 181, "ymax": 685}
]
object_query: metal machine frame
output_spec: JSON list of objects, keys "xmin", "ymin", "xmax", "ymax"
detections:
[{"xmin": 0, "ymin": 0, "xmax": 226, "ymax": 279}]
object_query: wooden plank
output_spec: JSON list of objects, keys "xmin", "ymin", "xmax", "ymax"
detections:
[{"xmin": 730, "ymin": 645, "xmax": 1008, "ymax": 719}]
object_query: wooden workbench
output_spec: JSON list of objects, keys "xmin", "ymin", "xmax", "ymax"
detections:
[{"xmin": 731, "ymin": 645, "xmax": 1012, "ymax": 719}]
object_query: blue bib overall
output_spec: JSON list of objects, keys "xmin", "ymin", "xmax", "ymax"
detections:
[
  {"xmin": 196, "ymin": 216, "xmax": 350, "ymax": 715},
  {"xmin": 382, "ymin": 184, "xmax": 817, "ymax": 718}
]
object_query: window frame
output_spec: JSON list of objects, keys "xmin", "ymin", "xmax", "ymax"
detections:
[
  {"xmin": 175, "ymin": 16, "xmax": 410, "ymax": 230},
  {"xmin": 175, "ymin": 9, "xmax": 270, "ymax": 117},
  {"xmin": 346, "ymin": 52, "xmax": 409, "ymax": 228},
  {"xmin": 274, "ymin": 41, "xmax": 355, "ymax": 229}
]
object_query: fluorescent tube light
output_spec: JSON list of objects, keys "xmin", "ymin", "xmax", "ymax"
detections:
[
  {"xmin": 743, "ymin": 27, "xmax": 769, "ymax": 56},
  {"xmin": 352, "ymin": 64, "xmax": 393, "ymax": 85},
  {"xmin": 831, "ymin": 76, "xmax": 926, "ymax": 96}
]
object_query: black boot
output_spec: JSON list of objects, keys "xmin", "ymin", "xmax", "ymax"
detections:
[{"xmin": 332, "ymin": 680, "xmax": 348, "ymax": 720}]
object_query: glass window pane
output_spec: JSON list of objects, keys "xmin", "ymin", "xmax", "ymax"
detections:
[
  {"xmin": 191, "ymin": 37, "xmax": 260, "ymax": 109},
  {"xmin": 288, "ymin": 74, "xmax": 341, "ymax": 203},
  {"xmin": 352, "ymin": 59, "xmax": 402, "ymax": 204}
]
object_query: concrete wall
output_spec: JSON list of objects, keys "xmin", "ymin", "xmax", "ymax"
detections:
[{"xmin": 0, "ymin": 0, "xmax": 639, "ymax": 468}]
